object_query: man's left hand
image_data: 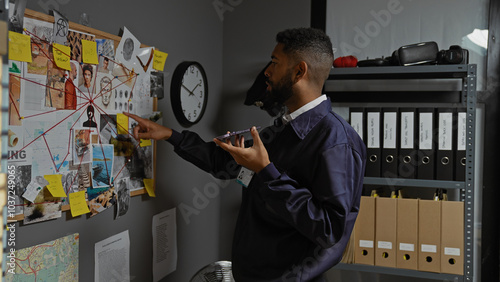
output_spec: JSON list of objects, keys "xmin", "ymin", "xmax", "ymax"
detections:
[{"xmin": 213, "ymin": 126, "xmax": 270, "ymax": 173}]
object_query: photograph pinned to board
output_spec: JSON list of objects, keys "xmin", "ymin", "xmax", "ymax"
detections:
[
  {"xmin": 97, "ymin": 55, "xmax": 114, "ymax": 74},
  {"xmin": 87, "ymin": 186, "xmax": 115, "ymax": 217},
  {"xmin": 66, "ymin": 29, "xmax": 95, "ymax": 63},
  {"xmin": 45, "ymin": 49, "xmax": 66, "ymax": 109},
  {"xmin": 150, "ymin": 71, "xmax": 164, "ymax": 99},
  {"xmin": 23, "ymin": 17, "xmax": 53, "ymax": 76},
  {"xmin": 115, "ymin": 177, "xmax": 131, "ymax": 219},
  {"xmin": 23, "ymin": 180, "xmax": 63, "ymax": 225},
  {"xmin": 10, "ymin": 163, "xmax": 31, "ymax": 216},
  {"xmin": 115, "ymin": 27, "xmax": 141, "ymax": 70},
  {"xmin": 79, "ymin": 63, "xmax": 97, "ymax": 96},
  {"xmin": 73, "ymin": 128, "xmax": 93, "ymax": 164},
  {"xmin": 91, "ymin": 144, "xmax": 114, "ymax": 188},
  {"xmin": 63, "ymin": 60, "xmax": 79, "ymax": 110},
  {"xmin": 96, "ymin": 38, "xmax": 115, "ymax": 58}
]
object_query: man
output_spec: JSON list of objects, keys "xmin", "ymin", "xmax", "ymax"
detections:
[
  {"xmin": 65, "ymin": 62, "xmax": 77, "ymax": 110},
  {"xmin": 125, "ymin": 28, "xmax": 366, "ymax": 281}
]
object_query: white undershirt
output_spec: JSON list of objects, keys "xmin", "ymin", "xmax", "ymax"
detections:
[{"xmin": 282, "ymin": 94, "xmax": 327, "ymax": 124}]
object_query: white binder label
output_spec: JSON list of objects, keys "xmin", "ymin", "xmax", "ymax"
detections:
[
  {"xmin": 444, "ymin": 247, "xmax": 461, "ymax": 256},
  {"xmin": 421, "ymin": 244, "xmax": 437, "ymax": 253},
  {"xmin": 457, "ymin": 112, "xmax": 466, "ymax": 151},
  {"xmin": 419, "ymin": 112, "xmax": 433, "ymax": 150},
  {"xmin": 351, "ymin": 112, "xmax": 364, "ymax": 140},
  {"xmin": 400, "ymin": 112, "xmax": 414, "ymax": 149},
  {"xmin": 359, "ymin": 240, "xmax": 374, "ymax": 248},
  {"xmin": 377, "ymin": 241, "xmax": 393, "ymax": 250},
  {"xmin": 438, "ymin": 112, "xmax": 453, "ymax": 150},
  {"xmin": 367, "ymin": 112, "xmax": 380, "ymax": 148},
  {"xmin": 383, "ymin": 112, "xmax": 397, "ymax": 149},
  {"xmin": 399, "ymin": 243, "xmax": 415, "ymax": 252}
]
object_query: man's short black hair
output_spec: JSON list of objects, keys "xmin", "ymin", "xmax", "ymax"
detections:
[{"xmin": 276, "ymin": 28, "xmax": 334, "ymax": 86}]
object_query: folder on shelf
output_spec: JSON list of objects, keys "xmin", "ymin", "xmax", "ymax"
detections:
[
  {"xmin": 398, "ymin": 108, "xmax": 417, "ymax": 178},
  {"xmin": 354, "ymin": 196, "xmax": 376, "ymax": 265},
  {"xmin": 418, "ymin": 199, "xmax": 441, "ymax": 273},
  {"xmin": 366, "ymin": 108, "xmax": 382, "ymax": 177},
  {"xmin": 455, "ymin": 108, "xmax": 467, "ymax": 181},
  {"xmin": 441, "ymin": 201, "xmax": 464, "ymax": 275},
  {"xmin": 381, "ymin": 108, "xmax": 398, "ymax": 178},
  {"xmin": 349, "ymin": 107, "xmax": 365, "ymax": 142},
  {"xmin": 375, "ymin": 197, "xmax": 397, "ymax": 268},
  {"xmin": 417, "ymin": 108, "xmax": 435, "ymax": 180},
  {"xmin": 436, "ymin": 108, "xmax": 455, "ymax": 180},
  {"xmin": 396, "ymin": 198, "xmax": 418, "ymax": 270}
]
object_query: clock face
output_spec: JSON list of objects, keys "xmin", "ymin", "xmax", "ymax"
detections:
[
  {"xmin": 171, "ymin": 61, "xmax": 208, "ymax": 127},
  {"xmin": 180, "ymin": 64, "xmax": 206, "ymax": 123}
]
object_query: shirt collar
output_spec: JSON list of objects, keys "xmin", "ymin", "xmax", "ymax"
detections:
[
  {"xmin": 283, "ymin": 95, "xmax": 331, "ymax": 140},
  {"xmin": 282, "ymin": 95, "xmax": 327, "ymax": 124}
]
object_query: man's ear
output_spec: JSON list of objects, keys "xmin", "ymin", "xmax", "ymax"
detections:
[{"xmin": 294, "ymin": 61, "xmax": 307, "ymax": 82}]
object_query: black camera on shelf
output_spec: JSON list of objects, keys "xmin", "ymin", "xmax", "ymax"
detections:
[{"xmin": 437, "ymin": 45, "xmax": 469, "ymax": 65}]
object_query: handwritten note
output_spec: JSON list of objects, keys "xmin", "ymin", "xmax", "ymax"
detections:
[
  {"xmin": 53, "ymin": 43, "xmax": 71, "ymax": 71},
  {"xmin": 82, "ymin": 39, "xmax": 99, "ymax": 64},
  {"xmin": 69, "ymin": 191, "xmax": 90, "ymax": 217},
  {"xmin": 43, "ymin": 174, "xmax": 67, "ymax": 197},
  {"xmin": 116, "ymin": 113, "xmax": 129, "ymax": 135},
  {"xmin": 144, "ymin": 179, "xmax": 156, "ymax": 197},
  {"xmin": 22, "ymin": 180, "xmax": 43, "ymax": 203},
  {"xmin": 8, "ymin": 31, "xmax": 32, "ymax": 62},
  {"xmin": 153, "ymin": 49, "xmax": 168, "ymax": 71}
]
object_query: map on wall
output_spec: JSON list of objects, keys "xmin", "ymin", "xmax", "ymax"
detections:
[{"xmin": 4, "ymin": 233, "xmax": 79, "ymax": 282}]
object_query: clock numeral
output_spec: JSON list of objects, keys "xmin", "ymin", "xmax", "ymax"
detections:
[
  {"xmin": 193, "ymin": 110, "xmax": 197, "ymax": 117},
  {"xmin": 187, "ymin": 113, "xmax": 191, "ymax": 120},
  {"xmin": 190, "ymin": 66, "xmax": 195, "ymax": 73},
  {"xmin": 199, "ymin": 91, "xmax": 203, "ymax": 98},
  {"xmin": 198, "ymin": 102, "xmax": 201, "ymax": 109}
]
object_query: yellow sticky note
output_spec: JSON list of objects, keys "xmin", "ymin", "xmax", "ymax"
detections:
[
  {"xmin": 82, "ymin": 39, "xmax": 99, "ymax": 64},
  {"xmin": 69, "ymin": 191, "xmax": 90, "ymax": 217},
  {"xmin": 43, "ymin": 174, "xmax": 67, "ymax": 197},
  {"xmin": 153, "ymin": 49, "xmax": 168, "ymax": 71},
  {"xmin": 140, "ymin": 139, "xmax": 152, "ymax": 147},
  {"xmin": 53, "ymin": 43, "xmax": 71, "ymax": 71},
  {"xmin": 116, "ymin": 113, "xmax": 129, "ymax": 135},
  {"xmin": 143, "ymin": 179, "xmax": 155, "ymax": 197},
  {"xmin": 8, "ymin": 31, "xmax": 32, "ymax": 62}
]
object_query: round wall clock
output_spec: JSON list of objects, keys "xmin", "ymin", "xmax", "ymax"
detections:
[{"xmin": 170, "ymin": 61, "xmax": 208, "ymax": 127}]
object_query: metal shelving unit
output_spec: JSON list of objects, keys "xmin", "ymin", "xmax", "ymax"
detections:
[{"xmin": 327, "ymin": 64, "xmax": 478, "ymax": 282}]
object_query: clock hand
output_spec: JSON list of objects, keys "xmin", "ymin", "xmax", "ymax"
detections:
[
  {"xmin": 191, "ymin": 83, "xmax": 201, "ymax": 93},
  {"xmin": 181, "ymin": 84, "xmax": 195, "ymax": 96}
]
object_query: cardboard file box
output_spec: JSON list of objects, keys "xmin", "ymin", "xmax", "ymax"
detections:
[
  {"xmin": 396, "ymin": 198, "xmax": 418, "ymax": 270},
  {"xmin": 441, "ymin": 201, "xmax": 464, "ymax": 275},
  {"xmin": 418, "ymin": 199, "xmax": 441, "ymax": 273},
  {"xmin": 375, "ymin": 197, "xmax": 397, "ymax": 268},
  {"xmin": 354, "ymin": 196, "xmax": 375, "ymax": 265}
]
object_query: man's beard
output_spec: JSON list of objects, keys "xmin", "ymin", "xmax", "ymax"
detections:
[{"xmin": 266, "ymin": 72, "xmax": 294, "ymax": 105}]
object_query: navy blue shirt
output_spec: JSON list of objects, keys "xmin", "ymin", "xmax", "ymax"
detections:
[{"xmin": 167, "ymin": 98, "xmax": 366, "ymax": 281}]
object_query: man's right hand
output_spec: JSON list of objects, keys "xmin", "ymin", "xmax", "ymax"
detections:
[{"xmin": 123, "ymin": 112, "xmax": 173, "ymax": 141}]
